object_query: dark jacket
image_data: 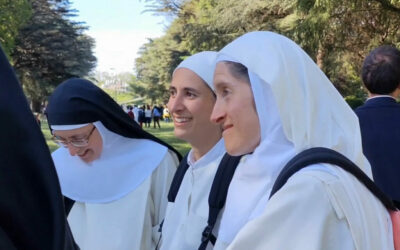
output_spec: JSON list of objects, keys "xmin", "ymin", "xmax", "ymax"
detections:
[{"xmin": 355, "ymin": 97, "xmax": 400, "ymax": 202}]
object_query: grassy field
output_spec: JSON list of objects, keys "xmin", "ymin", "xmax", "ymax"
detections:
[{"xmin": 41, "ymin": 120, "xmax": 190, "ymax": 156}]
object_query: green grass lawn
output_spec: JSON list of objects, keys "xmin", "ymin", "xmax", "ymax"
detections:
[
  {"xmin": 41, "ymin": 119, "xmax": 190, "ymax": 156},
  {"xmin": 142, "ymin": 121, "xmax": 190, "ymax": 156}
]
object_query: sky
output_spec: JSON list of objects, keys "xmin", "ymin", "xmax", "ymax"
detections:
[{"xmin": 70, "ymin": 0, "xmax": 168, "ymax": 73}]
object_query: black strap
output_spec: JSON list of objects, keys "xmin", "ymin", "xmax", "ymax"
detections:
[
  {"xmin": 269, "ymin": 147, "xmax": 397, "ymax": 211},
  {"xmin": 198, "ymin": 153, "xmax": 243, "ymax": 250},
  {"xmin": 167, "ymin": 153, "xmax": 189, "ymax": 203}
]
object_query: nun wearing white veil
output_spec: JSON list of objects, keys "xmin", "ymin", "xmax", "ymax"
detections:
[
  {"xmin": 160, "ymin": 51, "xmax": 225, "ymax": 250},
  {"xmin": 210, "ymin": 31, "xmax": 394, "ymax": 250},
  {"xmin": 46, "ymin": 78, "xmax": 181, "ymax": 250}
]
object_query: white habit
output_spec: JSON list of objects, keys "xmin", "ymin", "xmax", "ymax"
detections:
[
  {"xmin": 52, "ymin": 121, "xmax": 178, "ymax": 250},
  {"xmin": 161, "ymin": 139, "xmax": 225, "ymax": 250},
  {"xmin": 212, "ymin": 31, "xmax": 394, "ymax": 250},
  {"xmin": 67, "ymin": 151, "xmax": 177, "ymax": 250},
  {"xmin": 213, "ymin": 163, "xmax": 393, "ymax": 250}
]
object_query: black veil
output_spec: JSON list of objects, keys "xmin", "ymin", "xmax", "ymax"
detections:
[
  {"xmin": 46, "ymin": 78, "xmax": 182, "ymax": 161},
  {"xmin": 0, "ymin": 46, "xmax": 78, "ymax": 249}
]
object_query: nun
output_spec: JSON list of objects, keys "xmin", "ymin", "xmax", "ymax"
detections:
[
  {"xmin": 160, "ymin": 51, "xmax": 225, "ymax": 250},
  {"xmin": 0, "ymin": 46, "xmax": 78, "ymax": 249},
  {"xmin": 210, "ymin": 31, "xmax": 394, "ymax": 249},
  {"xmin": 46, "ymin": 78, "xmax": 181, "ymax": 250}
]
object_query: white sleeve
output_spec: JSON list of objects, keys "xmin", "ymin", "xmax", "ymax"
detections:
[{"xmin": 227, "ymin": 172, "xmax": 355, "ymax": 250}]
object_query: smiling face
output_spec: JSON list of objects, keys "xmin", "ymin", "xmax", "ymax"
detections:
[
  {"xmin": 211, "ymin": 62, "xmax": 261, "ymax": 156},
  {"xmin": 167, "ymin": 68, "xmax": 222, "ymax": 148},
  {"xmin": 53, "ymin": 124, "xmax": 103, "ymax": 163}
]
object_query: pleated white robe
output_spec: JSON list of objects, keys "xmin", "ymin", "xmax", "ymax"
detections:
[
  {"xmin": 68, "ymin": 151, "xmax": 178, "ymax": 250},
  {"xmin": 160, "ymin": 139, "xmax": 225, "ymax": 250},
  {"xmin": 214, "ymin": 166, "xmax": 394, "ymax": 250}
]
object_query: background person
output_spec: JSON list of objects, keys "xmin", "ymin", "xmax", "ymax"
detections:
[
  {"xmin": 210, "ymin": 31, "xmax": 393, "ymax": 250},
  {"xmin": 145, "ymin": 104, "xmax": 152, "ymax": 127},
  {"xmin": 127, "ymin": 105, "xmax": 135, "ymax": 120},
  {"xmin": 153, "ymin": 105, "xmax": 161, "ymax": 128},
  {"xmin": 46, "ymin": 78, "xmax": 181, "ymax": 250},
  {"xmin": 355, "ymin": 45, "xmax": 400, "ymax": 208}
]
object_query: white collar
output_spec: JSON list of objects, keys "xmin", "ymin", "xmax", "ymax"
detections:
[
  {"xmin": 52, "ymin": 121, "xmax": 168, "ymax": 203},
  {"xmin": 367, "ymin": 95, "xmax": 396, "ymax": 101},
  {"xmin": 187, "ymin": 139, "xmax": 225, "ymax": 169}
]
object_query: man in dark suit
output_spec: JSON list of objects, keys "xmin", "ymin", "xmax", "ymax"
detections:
[{"xmin": 355, "ymin": 45, "xmax": 400, "ymax": 208}]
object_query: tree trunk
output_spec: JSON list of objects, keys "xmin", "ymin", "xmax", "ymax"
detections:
[{"xmin": 316, "ymin": 43, "xmax": 325, "ymax": 70}]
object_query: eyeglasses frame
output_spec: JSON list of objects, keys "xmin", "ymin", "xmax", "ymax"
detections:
[{"xmin": 52, "ymin": 126, "xmax": 97, "ymax": 148}]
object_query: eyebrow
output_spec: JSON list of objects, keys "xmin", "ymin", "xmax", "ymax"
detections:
[
  {"xmin": 213, "ymin": 80, "xmax": 230, "ymax": 89},
  {"xmin": 54, "ymin": 134, "xmax": 86, "ymax": 140},
  {"xmin": 183, "ymin": 87, "xmax": 200, "ymax": 93},
  {"xmin": 169, "ymin": 85, "xmax": 201, "ymax": 94}
]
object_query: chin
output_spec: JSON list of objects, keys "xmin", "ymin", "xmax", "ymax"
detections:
[
  {"xmin": 174, "ymin": 129, "xmax": 190, "ymax": 142},
  {"xmin": 226, "ymin": 145, "xmax": 245, "ymax": 156}
]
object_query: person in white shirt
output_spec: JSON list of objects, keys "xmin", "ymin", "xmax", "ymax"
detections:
[
  {"xmin": 160, "ymin": 51, "xmax": 225, "ymax": 250},
  {"xmin": 210, "ymin": 31, "xmax": 394, "ymax": 250},
  {"xmin": 46, "ymin": 78, "xmax": 181, "ymax": 250}
]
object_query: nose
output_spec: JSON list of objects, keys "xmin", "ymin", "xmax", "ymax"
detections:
[
  {"xmin": 210, "ymin": 100, "xmax": 225, "ymax": 124},
  {"xmin": 67, "ymin": 144, "xmax": 81, "ymax": 156},
  {"xmin": 167, "ymin": 94, "xmax": 184, "ymax": 114}
]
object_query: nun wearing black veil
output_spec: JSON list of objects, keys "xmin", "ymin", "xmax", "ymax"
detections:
[
  {"xmin": 46, "ymin": 78, "xmax": 181, "ymax": 250},
  {"xmin": 0, "ymin": 46, "xmax": 78, "ymax": 249}
]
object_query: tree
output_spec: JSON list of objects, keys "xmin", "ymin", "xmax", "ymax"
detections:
[
  {"xmin": 136, "ymin": 0, "xmax": 400, "ymax": 99},
  {"xmin": 0, "ymin": 0, "xmax": 31, "ymax": 57},
  {"xmin": 12, "ymin": 0, "xmax": 96, "ymax": 111}
]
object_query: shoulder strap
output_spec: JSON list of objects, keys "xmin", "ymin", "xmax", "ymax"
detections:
[
  {"xmin": 198, "ymin": 153, "xmax": 243, "ymax": 250},
  {"xmin": 269, "ymin": 147, "xmax": 397, "ymax": 211},
  {"xmin": 167, "ymin": 153, "xmax": 189, "ymax": 203}
]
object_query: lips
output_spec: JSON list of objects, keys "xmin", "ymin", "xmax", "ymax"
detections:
[
  {"xmin": 222, "ymin": 124, "xmax": 233, "ymax": 131},
  {"xmin": 78, "ymin": 149, "xmax": 89, "ymax": 158},
  {"xmin": 173, "ymin": 116, "xmax": 192, "ymax": 123}
]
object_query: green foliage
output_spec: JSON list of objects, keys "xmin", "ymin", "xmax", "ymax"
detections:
[
  {"xmin": 133, "ymin": 0, "xmax": 400, "ymax": 100},
  {"xmin": 12, "ymin": 0, "xmax": 96, "ymax": 111},
  {"xmin": 345, "ymin": 95, "xmax": 365, "ymax": 110},
  {"xmin": 0, "ymin": 0, "xmax": 31, "ymax": 56}
]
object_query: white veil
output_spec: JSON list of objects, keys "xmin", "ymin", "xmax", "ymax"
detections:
[{"xmin": 215, "ymin": 31, "xmax": 389, "ymax": 249}]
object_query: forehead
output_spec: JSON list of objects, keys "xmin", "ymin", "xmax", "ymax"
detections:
[
  {"xmin": 53, "ymin": 125, "xmax": 91, "ymax": 138},
  {"xmin": 213, "ymin": 62, "xmax": 238, "ymax": 88},
  {"xmin": 171, "ymin": 68, "xmax": 210, "ymax": 90}
]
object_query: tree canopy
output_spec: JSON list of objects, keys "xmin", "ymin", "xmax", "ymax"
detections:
[
  {"xmin": 0, "ymin": 0, "xmax": 31, "ymax": 56},
  {"xmin": 6, "ymin": 0, "xmax": 96, "ymax": 111},
  {"xmin": 135, "ymin": 0, "xmax": 400, "ymax": 103}
]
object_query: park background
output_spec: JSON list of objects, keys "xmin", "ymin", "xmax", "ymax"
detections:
[{"xmin": 1, "ymin": 0, "xmax": 400, "ymax": 154}]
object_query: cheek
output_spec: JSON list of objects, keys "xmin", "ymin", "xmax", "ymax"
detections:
[{"xmin": 237, "ymin": 102, "xmax": 260, "ymax": 149}]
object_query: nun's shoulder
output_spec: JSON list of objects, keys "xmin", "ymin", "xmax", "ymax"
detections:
[
  {"xmin": 150, "ymin": 149, "xmax": 179, "ymax": 180},
  {"xmin": 268, "ymin": 165, "xmax": 345, "ymax": 218}
]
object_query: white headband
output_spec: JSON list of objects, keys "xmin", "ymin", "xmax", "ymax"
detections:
[{"xmin": 51, "ymin": 123, "xmax": 90, "ymax": 130}]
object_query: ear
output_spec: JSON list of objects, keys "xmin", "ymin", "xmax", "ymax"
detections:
[{"xmin": 392, "ymin": 85, "xmax": 400, "ymax": 98}]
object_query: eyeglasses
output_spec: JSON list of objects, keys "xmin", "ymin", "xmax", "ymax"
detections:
[{"xmin": 52, "ymin": 126, "xmax": 96, "ymax": 148}]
